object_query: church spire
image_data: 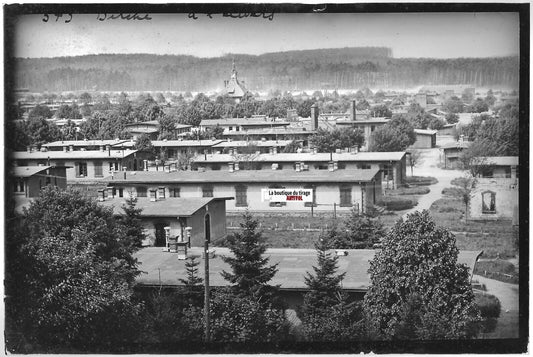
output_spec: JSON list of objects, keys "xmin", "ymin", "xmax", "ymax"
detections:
[{"xmin": 231, "ymin": 58, "xmax": 237, "ymax": 79}]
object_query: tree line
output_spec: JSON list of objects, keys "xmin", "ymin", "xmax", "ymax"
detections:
[{"xmin": 13, "ymin": 50, "xmax": 519, "ymax": 92}]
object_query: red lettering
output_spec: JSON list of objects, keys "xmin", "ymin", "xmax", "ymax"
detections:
[{"xmin": 287, "ymin": 196, "xmax": 303, "ymax": 201}]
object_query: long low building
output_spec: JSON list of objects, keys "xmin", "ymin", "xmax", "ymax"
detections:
[
  {"xmin": 103, "ymin": 169, "xmax": 383, "ymax": 213},
  {"xmin": 192, "ymin": 151, "xmax": 407, "ymax": 188},
  {"xmin": 134, "ymin": 247, "xmax": 483, "ymax": 305},
  {"xmin": 12, "ymin": 148, "xmax": 146, "ymax": 181}
]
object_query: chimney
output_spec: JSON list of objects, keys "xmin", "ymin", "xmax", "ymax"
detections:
[
  {"xmin": 234, "ymin": 162, "xmax": 240, "ymax": 171},
  {"xmin": 27, "ymin": 146, "xmax": 32, "ymax": 153},
  {"xmin": 261, "ymin": 137, "xmax": 266, "ymax": 142},
  {"xmin": 100, "ymin": 145, "xmax": 104, "ymax": 152},
  {"xmin": 333, "ymin": 161, "xmax": 338, "ymax": 171},
  {"xmin": 149, "ymin": 188, "xmax": 157, "ymax": 202},
  {"xmin": 273, "ymin": 147, "xmax": 277, "ymax": 154},
  {"xmin": 97, "ymin": 188, "xmax": 105, "ymax": 202},
  {"xmin": 158, "ymin": 186, "xmax": 166, "ymax": 199},
  {"xmin": 328, "ymin": 161, "xmax": 335, "ymax": 171},
  {"xmin": 269, "ymin": 147, "xmax": 273, "ymax": 155},
  {"xmin": 271, "ymin": 163, "xmax": 278, "ymax": 170},
  {"xmin": 350, "ymin": 100, "xmax": 356, "ymax": 121},
  {"xmin": 69, "ymin": 145, "xmax": 74, "ymax": 152},
  {"xmin": 106, "ymin": 144, "xmax": 111, "ymax": 156},
  {"xmin": 295, "ymin": 162, "xmax": 301, "ymax": 172},
  {"xmin": 459, "ymin": 135, "xmax": 464, "ymax": 143},
  {"xmin": 144, "ymin": 160, "xmax": 148, "ymax": 171},
  {"xmin": 310, "ymin": 104, "xmax": 319, "ymax": 131},
  {"xmin": 123, "ymin": 171, "xmax": 127, "ymax": 180},
  {"xmin": 228, "ymin": 162, "xmax": 234, "ymax": 172}
]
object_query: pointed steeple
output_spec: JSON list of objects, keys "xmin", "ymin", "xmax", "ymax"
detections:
[{"xmin": 231, "ymin": 58, "xmax": 237, "ymax": 79}]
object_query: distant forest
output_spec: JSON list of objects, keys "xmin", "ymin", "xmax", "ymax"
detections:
[{"xmin": 13, "ymin": 47, "xmax": 519, "ymax": 92}]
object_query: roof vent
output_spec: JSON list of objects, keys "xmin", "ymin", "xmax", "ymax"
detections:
[{"xmin": 335, "ymin": 250, "xmax": 348, "ymax": 256}]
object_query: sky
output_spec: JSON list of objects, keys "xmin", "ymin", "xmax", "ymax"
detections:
[{"xmin": 11, "ymin": 12, "xmax": 519, "ymax": 59}]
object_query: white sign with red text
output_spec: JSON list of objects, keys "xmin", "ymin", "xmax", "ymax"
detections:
[{"xmin": 261, "ymin": 188, "xmax": 313, "ymax": 203}]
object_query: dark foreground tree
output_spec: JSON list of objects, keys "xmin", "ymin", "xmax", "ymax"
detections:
[
  {"xmin": 363, "ymin": 210, "xmax": 481, "ymax": 340},
  {"xmin": 5, "ymin": 187, "xmax": 142, "ymax": 352},
  {"xmin": 118, "ymin": 195, "xmax": 146, "ymax": 249},
  {"xmin": 299, "ymin": 239, "xmax": 363, "ymax": 341},
  {"xmin": 221, "ymin": 211, "xmax": 278, "ymax": 298}
]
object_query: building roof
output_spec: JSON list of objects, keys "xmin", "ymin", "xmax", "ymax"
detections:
[
  {"xmin": 414, "ymin": 129, "xmax": 438, "ymax": 135},
  {"xmin": 222, "ymin": 127, "xmax": 315, "ymax": 136},
  {"xmin": 212, "ymin": 140, "xmax": 297, "ymax": 148},
  {"xmin": 175, "ymin": 124, "xmax": 193, "ymax": 130},
  {"xmin": 12, "ymin": 149, "xmax": 139, "ymax": 160},
  {"xmin": 151, "ymin": 139, "xmax": 223, "ymax": 147},
  {"xmin": 126, "ymin": 127, "xmax": 159, "ymax": 134},
  {"xmin": 99, "ymin": 197, "xmax": 233, "ymax": 217},
  {"xmin": 335, "ymin": 119, "xmax": 390, "ymax": 125},
  {"xmin": 104, "ymin": 168, "xmax": 381, "ymax": 185},
  {"xmin": 473, "ymin": 156, "xmax": 519, "ymax": 166},
  {"xmin": 193, "ymin": 152, "xmax": 406, "ymax": 163},
  {"xmin": 134, "ymin": 247, "xmax": 482, "ymax": 291},
  {"xmin": 200, "ymin": 118, "xmax": 290, "ymax": 127},
  {"xmin": 441, "ymin": 141, "xmax": 472, "ymax": 150},
  {"xmin": 42, "ymin": 139, "xmax": 130, "ymax": 148},
  {"xmin": 11, "ymin": 165, "xmax": 53, "ymax": 177},
  {"xmin": 125, "ymin": 120, "xmax": 159, "ymax": 127}
]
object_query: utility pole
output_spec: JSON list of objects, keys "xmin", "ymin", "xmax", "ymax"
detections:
[{"xmin": 204, "ymin": 214, "xmax": 211, "ymax": 342}]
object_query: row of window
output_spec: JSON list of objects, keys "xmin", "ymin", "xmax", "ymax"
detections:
[
  {"xmin": 76, "ymin": 162, "xmax": 121, "ymax": 178},
  {"xmin": 120, "ymin": 185, "xmax": 354, "ymax": 208}
]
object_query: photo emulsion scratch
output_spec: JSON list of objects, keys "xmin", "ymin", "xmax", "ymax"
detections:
[{"xmin": 3, "ymin": 4, "xmax": 527, "ymax": 354}]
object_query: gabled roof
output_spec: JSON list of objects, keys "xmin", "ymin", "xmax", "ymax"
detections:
[
  {"xmin": 441, "ymin": 141, "xmax": 472, "ymax": 150},
  {"xmin": 414, "ymin": 129, "xmax": 438, "ymax": 135},
  {"xmin": 42, "ymin": 139, "xmax": 129, "ymax": 148},
  {"xmin": 99, "ymin": 197, "xmax": 233, "ymax": 217},
  {"xmin": 11, "ymin": 166, "xmax": 53, "ymax": 177},
  {"xmin": 473, "ymin": 156, "xmax": 519, "ymax": 166},
  {"xmin": 193, "ymin": 152, "xmax": 406, "ymax": 163},
  {"xmin": 200, "ymin": 118, "xmax": 290, "ymax": 127},
  {"xmin": 212, "ymin": 140, "xmax": 298, "ymax": 148},
  {"xmin": 104, "ymin": 168, "xmax": 381, "ymax": 185},
  {"xmin": 134, "ymin": 247, "xmax": 482, "ymax": 291},
  {"xmin": 12, "ymin": 149, "xmax": 139, "ymax": 160},
  {"xmin": 151, "ymin": 140, "xmax": 223, "ymax": 147}
]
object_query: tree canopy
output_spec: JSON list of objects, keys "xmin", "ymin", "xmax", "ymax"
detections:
[
  {"xmin": 310, "ymin": 127, "xmax": 364, "ymax": 153},
  {"xmin": 369, "ymin": 115, "xmax": 416, "ymax": 152},
  {"xmin": 363, "ymin": 210, "xmax": 481, "ymax": 340}
]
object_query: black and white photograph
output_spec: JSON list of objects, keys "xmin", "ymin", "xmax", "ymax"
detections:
[{"xmin": 3, "ymin": 3, "xmax": 528, "ymax": 354}]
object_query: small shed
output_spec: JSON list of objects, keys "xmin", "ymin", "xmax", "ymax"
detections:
[{"xmin": 412, "ymin": 129, "xmax": 437, "ymax": 149}]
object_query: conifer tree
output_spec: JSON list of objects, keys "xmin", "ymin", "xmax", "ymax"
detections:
[
  {"xmin": 220, "ymin": 211, "xmax": 278, "ymax": 298},
  {"xmin": 118, "ymin": 195, "xmax": 145, "ymax": 249},
  {"xmin": 179, "ymin": 256, "xmax": 203, "ymax": 286}
]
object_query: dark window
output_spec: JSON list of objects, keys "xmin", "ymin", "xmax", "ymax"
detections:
[
  {"xmin": 340, "ymin": 186, "xmax": 352, "ymax": 207},
  {"xmin": 481, "ymin": 168, "xmax": 493, "ymax": 178},
  {"xmin": 482, "ymin": 191, "xmax": 496, "ymax": 214},
  {"xmin": 137, "ymin": 187, "xmax": 147, "ymax": 197},
  {"xmin": 358, "ymin": 163, "xmax": 371, "ymax": 170},
  {"xmin": 338, "ymin": 163, "xmax": 346, "ymax": 170},
  {"xmin": 314, "ymin": 164, "xmax": 328, "ymax": 170},
  {"xmin": 45, "ymin": 176, "xmax": 51, "ymax": 186},
  {"xmin": 202, "ymin": 186, "xmax": 213, "ymax": 197},
  {"xmin": 382, "ymin": 164, "xmax": 393, "ymax": 180},
  {"xmin": 235, "ymin": 185, "xmax": 248, "ymax": 207},
  {"xmin": 504, "ymin": 167, "xmax": 512, "ymax": 178},
  {"xmin": 212, "ymin": 164, "xmax": 221, "ymax": 171},
  {"xmin": 371, "ymin": 125, "xmax": 376, "ymax": 132},
  {"xmin": 118, "ymin": 188, "xmax": 124, "ymax": 198},
  {"xmin": 109, "ymin": 162, "xmax": 119, "ymax": 172},
  {"xmin": 94, "ymin": 161, "xmax": 103, "ymax": 177},
  {"xmin": 76, "ymin": 162, "xmax": 88, "ymax": 177},
  {"xmin": 304, "ymin": 185, "xmax": 317, "ymax": 207},
  {"xmin": 170, "ymin": 187, "xmax": 181, "ymax": 197},
  {"xmin": 14, "ymin": 179, "xmax": 24, "ymax": 193}
]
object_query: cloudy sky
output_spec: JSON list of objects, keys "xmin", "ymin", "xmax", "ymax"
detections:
[{"xmin": 11, "ymin": 12, "xmax": 519, "ymax": 59}]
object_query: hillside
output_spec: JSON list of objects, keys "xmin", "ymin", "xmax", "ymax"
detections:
[{"xmin": 12, "ymin": 47, "xmax": 519, "ymax": 92}]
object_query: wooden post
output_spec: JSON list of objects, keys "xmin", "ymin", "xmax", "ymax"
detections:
[{"xmin": 333, "ymin": 203, "xmax": 337, "ymax": 219}]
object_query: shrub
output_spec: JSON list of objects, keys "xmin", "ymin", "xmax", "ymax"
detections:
[
  {"xmin": 475, "ymin": 293, "xmax": 501, "ymax": 319},
  {"xmin": 377, "ymin": 196, "xmax": 417, "ymax": 211},
  {"xmin": 405, "ymin": 176, "xmax": 438, "ymax": 186},
  {"xmin": 388, "ymin": 186, "xmax": 430, "ymax": 195}
]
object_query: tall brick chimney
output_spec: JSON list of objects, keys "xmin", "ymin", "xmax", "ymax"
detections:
[
  {"xmin": 310, "ymin": 104, "xmax": 319, "ymax": 131},
  {"xmin": 350, "ymin": 100, "xmax": 357, "ymax": 121}
]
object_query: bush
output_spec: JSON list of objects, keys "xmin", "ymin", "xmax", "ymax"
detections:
[
  {"xmin": 387, "ymin": 186, "xmax": 430, "ymax": 195},
  {"xmin": 441, "ymin": 187, "xmax": 465, "ymax": 198},
  {"xmin": 475, "ymin": 293, "xmax": 501, "ymax": 319},
  {"xmin": 377, "ymin": 196, "xmax": 417, "ymax": 211},
  {"xmin": 405, "ymin": 176, "xmax": 438, "ymax": 186}
]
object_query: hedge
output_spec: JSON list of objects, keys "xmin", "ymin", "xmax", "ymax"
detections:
[{"xmin": 377, "ymin": 196, "xmax": 417, "ymax": 211}]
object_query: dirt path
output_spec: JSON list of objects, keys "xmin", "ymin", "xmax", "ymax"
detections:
[{"xmin": 402, "ymin": 146, "xmax": 467, "ymax": 219}]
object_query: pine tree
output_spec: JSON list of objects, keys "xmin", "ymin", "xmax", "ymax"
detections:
[
  {"xmin": 299, "ymin": 238, "xmax": 363, "ymax": 341},
  {"xmin": 118, "ymin": 195, "xmax": 145, "ymax": 249},
  {"xmin": 220, "ymin": 211, "xmax": 278, "ymax": 297},
  {"xmin": 179, "ymin": 256, "xmax": 203, "ymax": 286},
  {"xmin": 302, "ymin": 238, "xmax": 345, "ymax": 314}
]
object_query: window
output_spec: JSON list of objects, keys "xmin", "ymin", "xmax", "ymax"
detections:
[
  {"xmin": 109, "ymin": 162, "xmax": 119, "ymax": 172},
  {"xmin": 358, "ymin": 163, "xmax": 371, "ymax": 170},
  {"xmin": 137, "ymin": 187, "xmax": 147, "ymax": 197},
  {"xmin": 45, "ymin": 176, "xmax": 51, "ymax": 186},
  {"xmin": 170, "ymin": 187, "xmax": 180, "ymax": 197},
  {"xmin": 504, "ymin": 167, "xmax": 512, "ymax": 178},
  {"xmin": 14, "ymin": 179, "xmax": 24, "ymax": 193},
  {"xmin": 304, "ymin": 185, "xmax": 317, "ymax": 207},
  {"xmin": 212, "ymin": 164, "xmax": 221, "ymax": 171},
  {"xmin": 481, "ymin": 168, "xmax": 494, "ymax": 178},
  {"xmin": 229, "ymin": 126, "xmax": 234, "ymax": 131},
  {"xmin": 235, "ymin": 185, "xmax": 248, "ymax": 207},
  {"xmin": 338, "ymin": 163, "xmax": 346, "ymax": 170},
  {"xmin": 202, "ymin": 186, "xmax": 213, "ymax": 197},
  {"xmin": 118, "ymin": 188, "xmax": 124, "ymax": 198},
  {"xmin": 382, "ymin": 164, "xmax": 393, "ymax": 180},
  {"xmin": 371, "ymin": 125, "xmax": 376, "ymax": 132},
  {"xmin": 94, "ymin": 161, "xmax": 103, "ymax": 177},
  {"xmin": 339, "ymin": 186, "xmax": 352, "ymax": 207},
  {"xmin": 76, "ymin": 162, "xmax": 88, "ymax": 177},
  {"xmin": 314, "ymin": 164, "xmax": 328, "ymax": 170},
  {"xmin": 482, "ymin": 191, "xmax": 496, "ymax": 214}
]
